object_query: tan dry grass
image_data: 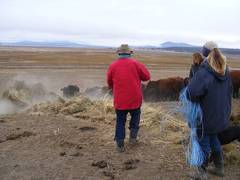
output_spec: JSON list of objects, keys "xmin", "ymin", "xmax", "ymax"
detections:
[{"xmin": 0, "ymin": 47, "xmax": 239, "ymax": 68}]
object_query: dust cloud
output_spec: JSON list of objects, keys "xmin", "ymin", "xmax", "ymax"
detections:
[{"xmin": 0, "ymin": 75, "xmax": 60, "ymax": 115}]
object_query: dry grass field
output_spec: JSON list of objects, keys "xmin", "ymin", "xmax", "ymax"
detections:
[
  {"xmin": 0, "ymin": 47, "xmax": 240, "ymax": 180},
  {"xmin": 0, "ymin": 46, "xmax": 239, "ymax": 92}
]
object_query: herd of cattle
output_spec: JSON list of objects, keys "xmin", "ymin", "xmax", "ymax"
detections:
[
  {"xmin": 61, "ymin": 70, "xmax": 240, "ymax": 101},
  {"xmin": 60, "ymin": 70, "xmax": 240, "ymax": 145},
  {"xmin": 143, "ymin": 69, "xmax": 240, "ymax": 101}
]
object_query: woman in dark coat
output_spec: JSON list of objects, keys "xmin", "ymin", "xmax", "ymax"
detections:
[
  {"xmin": 187, "ymin": 41, "xmax": 232, "ymax": 178},
  {"xmin": 189, "ymin": 52, "xmax": 204, "ymax": 79}
]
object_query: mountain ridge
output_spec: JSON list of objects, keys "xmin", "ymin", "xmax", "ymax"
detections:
[
  {"xmin": 1, "ymin": 41, "xmax": 239, "ymax": 55},
  {"xmin": 0, "ymin": 41, "xmax": 109, "ymax": 48},
  {"xmin": 160, "ymin": 41, "xmax": 196, "ymax": 48}
]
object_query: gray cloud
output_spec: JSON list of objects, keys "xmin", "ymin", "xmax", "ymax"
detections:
[{"xmin": 0, "ymin": 0, "xmax": 239, "ymax": 48}]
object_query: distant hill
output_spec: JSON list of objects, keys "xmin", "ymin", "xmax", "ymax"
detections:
[
  {"xmin": 160, "ymin": 41, "xmax": 196, "ymax": 48},
  {"xmin": 12, "ymin": 41, "xmax": 82, "ymax": 47},
  {"xmin": 143, "ymin": 41, "xmax": 240, "ymax": 56},
  {"xmin": 156, "ymin": 46, "xmax": 240, "ymax": 56},
  {"xmin": 1, "ymin": 40, "xmax": 239, "ymax": 56},
  {"xmin": 0, "ymin": 41, "xmax": 108, "ymax": 48}
]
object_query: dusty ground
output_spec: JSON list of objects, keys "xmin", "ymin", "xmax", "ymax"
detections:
[
  {"xmin": 0, "ymin": 99, "xmax": 240, "ymax": 180},
  {"xmin": 0, "ymin": 47, "xmax": 240, "ymax": 180}
]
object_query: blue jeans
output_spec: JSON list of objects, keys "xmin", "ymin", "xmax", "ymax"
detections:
[
  {"xmin": 115, "ymin": 108, "xmax": 141, "ymax": 146},
  {"xmin": 198, "ymin": 133, "xmax": 222, "ymax": 163}
]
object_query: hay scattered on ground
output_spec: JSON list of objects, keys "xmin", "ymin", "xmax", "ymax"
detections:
[
  {"xmin": 223, "ymin": 144, "xmax": 240, "ymax": 166},
  {"xmin": 28, "ymin": 96, "xmax": 188, "ymax": 144},
  {"xmin": 28, "ymin": 95, "xmax": 185, "ymax": 127},
  {"xmin": 28, "ymin": 96, "xmax": 116, "ymax": 124},
  {"xmin": 26, "ymin": 96, "xmax": 240, "ymax": 166}
]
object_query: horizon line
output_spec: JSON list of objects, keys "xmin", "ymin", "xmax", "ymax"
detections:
[{"xmin": 1, "ymin": 40, "xmax": 240, "ymax": 49}]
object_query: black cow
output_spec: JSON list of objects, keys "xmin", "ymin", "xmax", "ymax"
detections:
[
  {"xmin": 61, "ymin": 85, "xmax": 79, "ymax": 98},
  {"xmin": 218, "ymin": 126, "xmax": 240, "ymax": 145}
]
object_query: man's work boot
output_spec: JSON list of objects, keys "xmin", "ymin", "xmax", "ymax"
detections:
[
  {"xmin": 116, "ymin": 139, "xmax": 125, "ymax": 153},
  {"xmin": 129, "ymin": 128, "xmax": 139, "ymax": 145},
  {"xmin": 129, "ymin": 138, "xmax": 138, "ymax": 145},
  {"xmin": 116, "ymin": 146, "xmax": 125, "ymax": 153},
  {"xmin": 208, "ymin": 151, "xmax": 224, "ymax": 177}
]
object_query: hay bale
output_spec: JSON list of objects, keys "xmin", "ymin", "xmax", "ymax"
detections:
[
  {"xmin": 29, "ymin": 96, "xmax": 91, "ymax": 115},
  {"xmin": 60, "ymin": 97, "xmax": 93, "ymax": 115},
  {"xmin": 60, "ymin": 103, "xmax": 85, "ymax": 115}
]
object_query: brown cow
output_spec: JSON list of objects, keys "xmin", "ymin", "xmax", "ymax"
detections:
[
  {"xmin": 143, "ymin": 77, "xmax": 185, "ymax": 101},
  {"xmin": 230, "ymin": 70, "xmax": 240, "ymax": 98}
]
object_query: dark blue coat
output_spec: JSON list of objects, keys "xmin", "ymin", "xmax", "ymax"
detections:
[
  {"xmin": 187, "ymin": 60, "xmax": 232, "ymax": 134},
  {"xmin": 189, "ymin": 64, "xmax": 201, "ymax": 79}
]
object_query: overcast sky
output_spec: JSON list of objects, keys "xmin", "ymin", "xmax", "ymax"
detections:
[{"xmin": 0, "ymin": 0, "xmax": 239, "ymax": 48}]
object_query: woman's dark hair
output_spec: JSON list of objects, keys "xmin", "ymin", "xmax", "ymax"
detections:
[{"xmin": 192, "ymin": 52, "xmax": 204, "ymax": 65}]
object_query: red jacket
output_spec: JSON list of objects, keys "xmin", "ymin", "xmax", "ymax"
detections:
[{"xmin": 107, "ymin": 58, "xmax": 150, "ymax": 110}]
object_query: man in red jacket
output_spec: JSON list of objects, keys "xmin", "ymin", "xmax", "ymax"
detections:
[{"xmin": 107, "ymin": 44, "xmax": 150, "ymax": 152}]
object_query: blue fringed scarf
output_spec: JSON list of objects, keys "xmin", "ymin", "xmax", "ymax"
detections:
[{"xmin": 179, "ymin": 87, "xmax": 205, "ymax": 167}]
